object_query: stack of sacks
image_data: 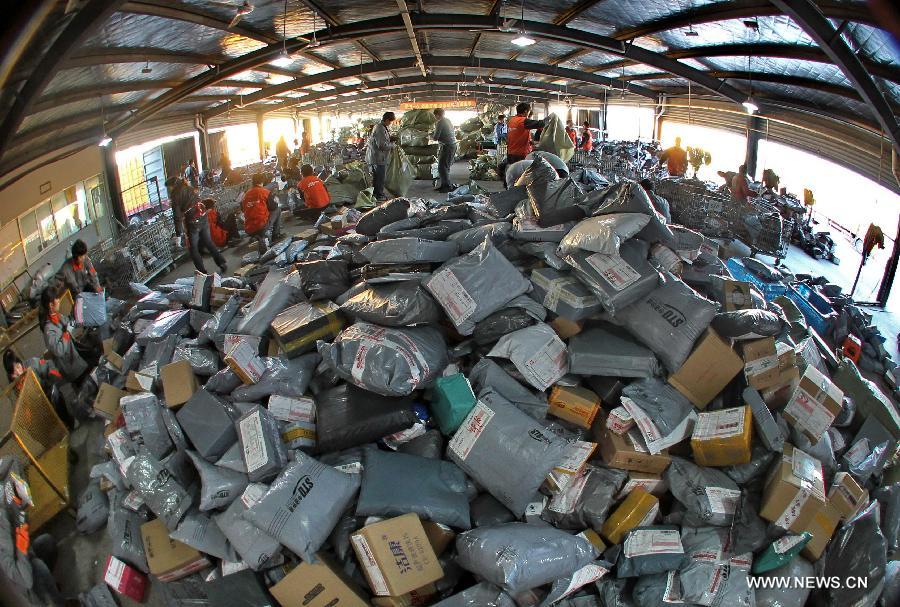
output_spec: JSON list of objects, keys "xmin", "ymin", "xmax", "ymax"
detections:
[{"xmin": 73, "ymin": 176, "xmax": 897, "ymax": 607}]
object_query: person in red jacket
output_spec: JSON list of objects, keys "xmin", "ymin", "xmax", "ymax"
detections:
[
  {"xmin": 297, "ymin": 164, "xmax": 331, "ymax": 209},
  {"xmin": 503, "ymin": 102, "xmax": 545, "ymax": 188},
  {"xmin": 205, "ymin": 200, "xmax": 230, "ymax": 249},
  {"xmin": 579, "ymin": 121, "xmax": 593, "ymax": 151},
  {"xmin": 241, "ymin": 173, "xmax": 272, "ymax": 254},
  {"xmin": 565, "ymin": 119, "xmax": 577, "ymax": 146}
]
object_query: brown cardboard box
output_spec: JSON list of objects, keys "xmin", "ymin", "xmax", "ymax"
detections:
[
  {"xmin": 140, "ymin": 519, "xmax": 210, "ymax": 583},
  {"xmin": 595, "ymin": 420, "xmax": 671, "ymax": 474},
  {"xmin": 371, "ymin": 585, "xmax": 438, "ymax": 607},
  {"xmin": 801, "ymin": 502, "xmax": 842, "ymax": 561},
  {"xmin": 828, "ymin": 471, "xmax": 868, "ymax": 521},
  {"xmin": 760, "ymin": 444, "xmax": 827, "ymax": 534},
  {"xmin": 421, "ymin": 521, "xmax": 455, "ymax": 557},
  {"xmin": 719, "ymin": 279, "xmax": 753, "ymax": 311},
  {"xmin": 160, "ymin": 359, "xmax": 199, "ymax": 408},
  {"xmin": 616, "ymin": 472, "xmax": 666, "ymax": 499},
  {"xmin": 761, "ymin": 365, "xmax": 801, "ymax": 409},
  {"xmin": 782, "ymin": 366, "xmax": 843, "ymax": 442},
  {"xmin": 94, "ymin": 383, "xmax": 125, "ymax": 420},
  {"xmin": 550, "ymin": 316, "xmax": 584, "ymax": 340},
  {"xmin": 691, "ymin": 405, "xmax": 753, "ymax": 466},
  {"xmin": 270, "ymin": 556, "xmax": 369, "ymax": 607},
  {"xmin": 125, "ymin": 370, "xmax": 154, "ymax": 392},
  {"xmin": 548, "ymin": 385, "xmax": 601, "ymax": 429},
  {"xmin": 351, "ymin": 514, "xmax": 443, "ymax": 597},
  {"xmin": 210, "ymin": 287, "xmax": 254, "ymax": 308},
  {"xmin": 224, "ymin": 340, "xmax": 266, "ymax": 384},
  {"xmin": 102, "ymin": 338, "xmax": 124, "ymax": 370},
  {"xmin": 668, "ymin": 328, "xmax": 743, "ymax": 408},
  {"xmin": 601, "ymin": 487, "xmax": 659, "ymax": 544},
  {"xmin": 742, "ymin": 338, "xmax": 781, "ymax": 390},
  {"xmin": 296, "ymin": 228, "xmax": 319, "ymax": 244},
  {"xmin": 606, "ymin": 406, "xmax": 634, "ymax": 435}
]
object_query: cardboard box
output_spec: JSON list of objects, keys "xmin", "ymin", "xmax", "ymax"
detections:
[
  {"xmin": 718, "ymin": 278, "xmax": 753, "ymax": 311},
  {"xmin": 267, "ymin": 395, "xmax": 315, "ymax": 423},
  {"xmin": 350, "ymin": 513, "xmax": 443, "ymax": 597},
  {"xmin": 140, "ymin": 518, "xmax": 210, "ymax": 582},
  {"xmin": 102, "ymin": 338, "xmax": 124, "ymax": 370},
  {"xmin": 224, "ymin": 339, "xmax": 266, "ymax": 384},
  {"xmin": 224, "ymin": 334, "xmax": 263, "ymax": 356},
  {"xmin": 160, "ymin": 359, "xmax": 199, "ymax": 408},
  {"xmin": 601, "ymin": 487, "xmax": 659, "ymax": 544},
  {"xmin": 760, "ymin": 444, "xmax": 827, "ymax": 534},
  {"xmin": 595, "ymin": 420, "xmax": 671, "ymax": 474},
  {"xmin": 782, "ymin": 366, "xmax": 843, "ymax": 442},
  {"xmin": 801, "ymin": 502, "xmax": 842, "ymax": 561},
  {"xmin": 210, "ymin": 287, "xmax": 255, "ymax": 308},
  {"xmin": 742, "ymin": 337, "xmax": 781, "ymax": 390},
  {"xmin": 104, "ymin": 556, "xmax": 147, "ymax": 602},
  {"xmin": 550, "ymin": 316, "xmax": 584, "ymax": 340},
  {"xmin": 270, "ymin": 556, "xmax": 369, "ymax": 607},
  {"xmin": 616, "ymin": 472, "xmax": 666, "ymax": 499},
  {"xmin": 607, "ymin": 406, "xmax": 634, "ymax": 435},
  {"xmin": 371, "ymin": 585, "xmax": 438, "ymax": 607},
  {"xmin": 828, "ymin": 471, "xmax": 868, "ymax": 521},
  {"xmin": 668, "ymin": 328, "xmax": 743, "ymax": 408},
  {"xmin": 271, "ymin": 301, "xmax": 345, "ymax": 358},
  {"xmin": 421, "ymin": 521, "xmax": 455, "ymax": 557},
  {"xmin": 94, "ymin": 383, "xmax": 125, "ymax": 420},
  {"xmin": 761, "ymin": 365, "xmax": 801, "ymax": 409},
  {"xmin": 548, "ymin": 385, "xmax": 601, "ymax": 429},
  {"xmin": 281, "ymin": 421, "xmax": 316, "ymax": 450},
  {"xmin": 691, "ymin": 405, "xmax": 753, "ymax": 467},
  {"xmin": 125, "ymin": 370, "xmax": 155, "ymax": 392},
  {"xmin": 296, "ymin": 228, "xmax": 319, "ymax": 244},
  {"xmin": 578, "ymin": 528, "xmax": 607, "ymax": 553}
]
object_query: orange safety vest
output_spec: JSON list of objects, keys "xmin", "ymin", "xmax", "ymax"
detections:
[
  {"xmin": 507, "ymin": 115, "xmax": 533, "ymax": 157},
  {"xmin": 581, "ymin": 130, "xmax": 593, "ymax": 152}
]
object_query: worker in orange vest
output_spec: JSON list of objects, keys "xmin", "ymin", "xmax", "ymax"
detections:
[
  {"xmin": 579, "ymin": 121, "xmax": 593, "ymax": 151},
  {"xmin": 241, "ymin": 173, "xmax": 274, "ymax": 254},
  {"xmin": 565, "ymin": 119, "xmax": 577, "ymax": 146},
  {"xmin": 503, "ymin": 102, "xmax": 546, "ymax": 187}
]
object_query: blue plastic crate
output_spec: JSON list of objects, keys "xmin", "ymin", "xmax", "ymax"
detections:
[
  {"xmin": 724, "ymin": 258, "xmax": 788, "ymax": 301},
  {"xmin": 785, "ymin": 282, "xmax": 838, "ymax": 337}
]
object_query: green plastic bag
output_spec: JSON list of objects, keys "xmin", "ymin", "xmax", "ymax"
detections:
[
  {"xmin": 355, "ymin": 187, "xmax": 376, "ymax": 209},
  {"xmin": 385, "ymin": 146, "xmax": 415, "ymax": 196},
  {"xmin": 430, "ymin": 373, "xmax": 477, "ymax": 435},
  {"xmin": 400, "ymin": 109, "xmax": 437, "ymax": 129},
  {"xmin": 325, "ymin": 182, "xmax": 360, "ymax": 205},
  {"xmin": 752, "ymin": 533, "xmax": 812, "ymax": 573},
  {"xmin": 538, "ymin": 113, "xmax": 575, "ymax": 162},
  {"xmin": 399, "ymin": 128, "xmax": 430, "ymax": 147}
]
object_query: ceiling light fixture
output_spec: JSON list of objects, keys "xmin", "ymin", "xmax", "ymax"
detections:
[
  {"xmin": 308, "ymin": 11, "xmax": 320, "ymax": 48},
  {"xmin": 511, "ymin": 0, "xmax": 536, "ymax": 47},
  {"xmin": 98, "ymin": 96, "xmax": 112, "ymax": 147},
  {"xmin": 141, "ymin": 61, "xmax": 152, "ymax": 74},
  {"xmin": 743, "ymin": 54, "xmax": 758, "ymax": 114}
]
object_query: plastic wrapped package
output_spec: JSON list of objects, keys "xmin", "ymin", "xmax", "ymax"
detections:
[
  {"xmin": 665, "ymin": 458, "xmax": 741, "ymax": 527},
  {"xmin": 76, "ymin": 481, "xmax": 109, "ymax": 534},
  {"xmin": 170, "ymin": 510, "xmax": 238, "ymax": 562},
  {"xmin": 517, "ymin": 241, "xmax": 568, "ymax": 270},
  {"xmin": 340, "ymin": 280, "xmax": 442, "ymax": 327},
  {"xmin": 318, "ymin": 322, "xmax": 448, "ymax": 396},
  {"xmin": 678, "ymin": 526, "xmax": 754, "ymax": 607},
  {"xmin": 487, "ymin": 186, "xmax": 528, "ymax": 217},
  {"xmin": 121, "ymin": 392, "xmax": 174, "ymax": 460},
  {"xmin": 106, "ymin": 491, "xmax": 149, "ymax": 572},
  {"xmin": 447, "ymin": 395, "xmax": 567, "ymax": 515},
  {"xmin": 79, "ymin": 584, "xmax": 119, "ymax": 607},
  {"xmin": 621, "ymin": 380, "xmax": 696, "ymax": 454},
  {"xmin": 198, "ymin": 295, "xmax": 239, "ymax": 346},
  {"xmin": 723, "ymin": 444, "xmax": 777, "ymax": 485},
  {"xmin": 470, "ymin": 493, "xmax": 516, "ymax": 527},
  {"xmin": 448, "ymin": 222, "xmax": 513, "ymax": 253},
  {"xmin": 542, "ymin": 465, "xmax": 628, "ymax": 530},
  {"xmin": 515, "ymin": 155, "xmax": 560, "ymax": 188},
  {"xmin": 596, "ymin": 578, "xmax": 636, "ymax": 607},
  {"xmin": 527, "ymin": 177, "xmax": 587, "ymax": 228},
  {"xmin": 486, "ymin": 323, "xmax": 566, "ymax": 390},
  {"xmin": 594, "ymin": 181, "xmax": 674, "ymax": 246},
  {"xmin": 873, "ymin": 483, "xmax": 899, "ymax": 553},
  {"xmin": 711, "ymin": 309, "xmax": 784, "ymax": 340},
  {"xmin": 134, "ymin": 290, "xmax": 170, "ymax": 311},
  {"xmin": 631, "ymin": 572, "xmax": 671, "ymax": 607},
  {"xmin": 818, "ymin": 501, "xmax": 886, "ymax": 607},
  {"xmin": 205, "ymin": 367, "xmax": 242, "ymax": 394},
  {"xmin": 433, "ymin": 582, "xmax": 516, "ymax": 607},
  {"xmin": 568, "ymin": 325, "xmax": 662, "ymax": 378},
  {"xmin": 538, "ymin": 114, "xmax": 576, "ymax": 162},
  {"xmin": 236, "ymin": 405, "xmax": 289, "ymax": 483},
  {"xmin": 136, "ymin": 309, "xmax": 190, "ymax": 345},
  {"xmin": 559, "ymin": 214, "xmax": 650, "ymax": 256},
  {"xmin": 244, "ymin": 452, "xmax": 360, "ymax": 561},
  {"xmin": 186, "ymin": 450, "xmax": 248, "ymax": 511},
  {"xmin": 397, "ymin": 429, "xmax": 445, "ymax": 459},
  {"xmin": 474, "ymin": 308, "xmax": 537, "ymax": 346},
  {"xmin": 754, "ymin": 557, "xmax": 814, "ymax": 607},
  {"xmin": 360, "ymin": 238, "xmax": 459, "ymax": 264},
  {"xmin": 172, "ymin": 341, "xmax": 219, "ymax": 376},
  {"xmin": 231, "ymin": 352, "xmax": 319, "ymax": 401},
  {"xmin": 469, "ymin": 358, "xmax": 548, "ymax": 419},
  {"xmin": 529, "ymin": 267, "xmax": 602, "ymax": 321},
  {"xmin": 237, "ymin": 282, "xmax": 304, "ymax": 337},
  {"xmin": 316, "ymin": 384, "xmax": 417, "ymax": 452},
  {"xmin": 615, "ymin": 273, "xmax": 718, "ymax": 373},
  {"xmin": 75, "ymin": 291, "xmax": 107, "ymax": 327},
  {"xmin": 141, "ymin": 333, "xmax": 178, "ymax": 372},
  {"xmin": 455, "ymin": 523, "xmax": 595, "ymax": 594},
  {"xmin": 357, "ymin": 197, "xmax": 412, "ymax": 236},
  {"xmin": 616, "ymin": 526, "xmax": 686, "ymax": 577},
  {"xmin": 386, "ymin": 146, "xmax": 416, "ymax": 196},
  {"xmin": 356, "ymin": 449, "xmax": 470, "ymax": 528},
  {"xmin": 424, "ymin": 240, "xmax": 530, "ymax": 335},
  {"xmin": 560, "ymin": 239, "xmax": 661, "ymax": 316},
  {"xmin": 126, "ymin": 449, "xmax": 193, "ymax": 530},
  {"xmin": 213, "ymin": 484, "xmax": 281, "ymax": 570}
]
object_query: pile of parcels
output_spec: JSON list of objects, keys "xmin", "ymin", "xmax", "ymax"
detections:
[
  {"xmin": 398, "ymin": 110, "xmax": 440, "ymax": 181},
  {"xmin": 76, "ymin": 156, "xmax": 899, "ymax": 607},
  {"xmin": 469, "ymin": 154, "xmax": 499, "ymax": 181},
  {"xmin": 322, "ymin": 162, "xmax": 373, "ymax": 207}
]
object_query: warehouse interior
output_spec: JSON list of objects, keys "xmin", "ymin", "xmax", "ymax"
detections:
[{"xmin": 0, "ymin": 1, "xmax": 899, "ymax": 606}]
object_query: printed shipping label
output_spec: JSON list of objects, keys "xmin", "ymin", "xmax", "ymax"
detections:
[
  {"xmin": 428, "ymin": 270, "xmax": 477, "ymax": 326},
  {"xmin": 694, "ymin": 407, "xmax": 745, "ymax": 440},
  {"xmin": 554, "ymin": 441, "xmax": 596, "ymax": 475},
  {"xmin": 267, "ymin": 395, "xmax": 315, "ymax": 423},
  {"xmin": 617, "ymin": 477, "xmax": 665, "ymax": 499},
  {"xmin": 608, "ymin": 407, "xmax": 634, "ymax": 435},
  {"xmin": 705, "ymin": 486, "xmax": 741, "ymax": 515},
  {"xmin": 664, "ymin": 571, "xmax": 685, "ymax": 604},
  {"xmin": 786, "ymin": 387, "xmax": 836, "ymax": 439},
  {"xmin": 621, "ymin": 397, "xmax": 663, "ymax": 444},
  {"xmin": 351, "ymin": 534, "xmax": 389, "ymax": 596},
  {"xmin": 627, "ymin": 428, "xmax": 650, "ymax": 453},
  {"xmin": 775, "ymin": 487, "xmax": 811, "ymax": 529},
  {"xmin": 791, "ymin": 447, "xmax": 823, "ymax": 494},
  {"xmin": 448, "ymin": 402, "xmax": 494, "ymax": 461},
  {"xmin": 522, "ymin": 336, "xmax": 567, "ymax": 390},
  {"xmin": 745, "ymin": 354, "xmax": 779, "ymax": 377},
  {"xmin": 239, "ymin": 412, "xmax": 269, "ymax": 474},
  {"xmin": 122, "ymin": 491, "xmax": 145, "ymax": 511},
  {"xmin": 586, "ymin": 252, "xmax": 641, "ymax": 291},
  {"xmin": 240, "ymin": 483, "xmax": 268, "ymax": 509},
  {"xmin": 843, "ymin": 438, "xmax": 870, "ymax": 467},
  {"xmin": 335, "ymin": 462, "xmax": 363, "ymax": 474},
  {"xmin": 773, "ymin": 534, "xmax": 806, "ymax": 554},
  {"xmin": 624, "ymin": 529, "xmax": 683, "ymax": 558},
  {"xmin": 104, "ymin": 557, "xmax": 126, "ymax": 589},
  {"xmin": 548, "ymin": 472, "xmax": 590, "ymax": 514},
  {"xmin": 559, "ymin": 564, "xmax": 609, "ymax": 600}
]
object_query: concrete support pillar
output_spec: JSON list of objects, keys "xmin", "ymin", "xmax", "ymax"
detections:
[
  {"xmin": 100, "ymin": 141, "xmax": 127, "ymax": 226},
  {"xmin": 195, "ymin": 115, "xmax": 210, "ymax": 173},
  {"xmin": 745, "ymin": 115, "xmax": 763, "ymax": 179},
  {"xmin": 256, "ymin": 113, "xmax": 266, "ymax": 161}
]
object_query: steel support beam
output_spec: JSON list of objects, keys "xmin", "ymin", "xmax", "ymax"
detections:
[
  {"xmin": 770, "ymin": 0, "xmax": 900, "ymax": 153},
  {"xmin": 395, "ymin": 0, "xmax": 427, "ymax": 77},
  {"xmin": 554, "ymin": 0, "xmax": 605, "ymax": 26},
  {"xmin": 0, "ymin": 1, "xmax": 57, "ymax": 92},
  {"xmin": 0, "ymin": 0, "xmax": 125, "ymax": 163},
  {"xmin": 64, "ymin": 47, "xmax": 223, "ymax": 68},
  {"xmin": 101, "ymin": 141, "xmax": 127, "ymax": 227},
  {"xmin": 468, "ymin": 0, "xmax": 504, "ymax": 57}
]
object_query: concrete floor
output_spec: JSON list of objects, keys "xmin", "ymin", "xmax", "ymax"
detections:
[{"xmin": 14, "ymin": 161, "xmax": 897, "ymax": 603}]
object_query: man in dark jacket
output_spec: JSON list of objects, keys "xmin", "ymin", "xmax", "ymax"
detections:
[{"xmin": 166, "ymin": 177, "xmax": 228, "ymax": 274}]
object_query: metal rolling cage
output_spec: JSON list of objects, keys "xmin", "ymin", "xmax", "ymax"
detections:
[{"xmin": 90, "ymin": 212, "xmax": 177, "ymax": 295}]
